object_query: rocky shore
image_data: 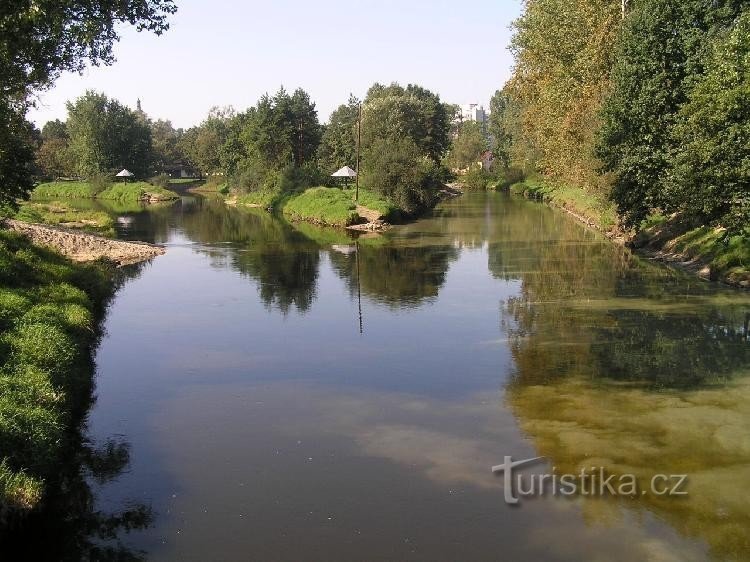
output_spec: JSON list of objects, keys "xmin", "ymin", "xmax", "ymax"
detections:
[{"xmin": 4, "ymin": 219, "xmax": 164, "ymax": 266}]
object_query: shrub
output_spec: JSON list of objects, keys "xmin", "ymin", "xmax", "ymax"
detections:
[
  {"xmin": 149, "ymin": 173, "xmax": 171, "ymax": 189},
  {"xmin": 88, "ymin": 173, "xmax": 112, "ymax": 196}
]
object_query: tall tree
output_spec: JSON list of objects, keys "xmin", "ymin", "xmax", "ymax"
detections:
[
  {"xmin": 447, "ymin": 121, "xmax": 488, "ymax": 170},
  {"xmin": 317, "ymin": 95, "xmax": 360, "ymax": 173},
  {"xmin": 598, "ymin": 0, "xmax": 746, "ymax": 227},
  {"xmin": 66, "ymin": 91, "xmax": 152, "ymax": 177}
]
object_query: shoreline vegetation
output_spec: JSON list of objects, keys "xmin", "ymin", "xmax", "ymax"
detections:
[
  {"xmin": 0, "ymin": 229, "xmax": 115, "ymax": 513},
  {"xmin": 31, "ymin": 181, "xmax": 179, "ymax": 203},
  {"xmin": 503, "ymin": 178, "xmax": 749, "ymax": 289}
]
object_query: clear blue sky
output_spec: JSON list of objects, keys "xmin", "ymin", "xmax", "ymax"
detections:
[{"xmin": 28, "ymin": 0, "xmax": 522, "ymax": 129}]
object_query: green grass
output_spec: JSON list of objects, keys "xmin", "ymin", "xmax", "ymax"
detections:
[
  {"xmin": 281, "ymin": 187, "xmax": 360, "ymax": 226},
  {"xmin": 32, "ymin": 181, "xmax": 179, "ymax": 202},
  {"xmin": 670, "ymin": 227, "xmax": 750, "ymax": 283},
  {"xmin": 168, "ymin": 178, "xmax": 202, "ymax": 185},
  {"xmin": 0, "ymin": 229, "xmax": 112, "ymax": 511},
  {"xmin": 235, "ymin": 190, "xmax": 283, "ymax": 208},
  {"xmin": 355, "ymin": 188, "xmax": 400, "ymax": 221},
  {"xmin": 98, "ymin": 182, "xmax": 178, "ymax": 202},
  {"xmin": 32, "ymin": 181, "xmax": 95, "ymax": 199},
  {"xmin": 510, "ymin": 178, "xmax": 618, "ymax": 231},
  {"xmin": 14, "ymin": 201, "xmax": 115, "ymax": 236}
]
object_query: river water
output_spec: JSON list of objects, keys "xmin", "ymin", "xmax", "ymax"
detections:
[{"xmin": 65, "ymin": 193, "xmax": 750, "ymax": 559}]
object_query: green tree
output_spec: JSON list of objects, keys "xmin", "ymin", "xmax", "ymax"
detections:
[
  {"xmin": 361, "ymin": 137, "xmax": 441, "ymax": 213},
  {"xmin": 150, "ymin": 119, "xmax": 183, "ymax": 173},
  {"xmin": 597, "ymin": 0, "xmax": 746, "ymax": 227},
  {"xmin": 0, "ymin": 0, "xmax": 176, "ymax": 208},
  {"xmin": 316, "ymin": 95, "xmax": 360, "ymax": 173},
  {"xmin": 670, "ymin": 12, "xmax": 750, "ymax": 234},
  {"xmin": 0, "ymin": 99, "xmax": 36, "ymax": 211},
  {"xmin": 66, "ymin": 91, "xmax": 153, "ymax": 178},
  {"xmin": 180, "ymin": 107, "xmax": 234, "ymax": 177},
  {"xmin": 447, "ymin": 121, "xmax": 487, "ymax": 170}
]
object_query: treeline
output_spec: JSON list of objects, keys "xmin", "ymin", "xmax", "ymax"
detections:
[
  {"xmin": 494, "ymin": 0, "xmax": 749, "ymax": 234},
  {"xmin": 33, "ymin": 82, "xmax": 455, "ymax": 214}
]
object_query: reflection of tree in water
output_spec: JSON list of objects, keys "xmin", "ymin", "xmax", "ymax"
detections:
[
  {"xmin": 329, "ymin": 243, "xmax": 459, "ymax": 308},
  {"xmin": 1, "ymin": 437, "xmax": 152, "ymax": 561},
  {"xmin": 181, "ymin": 200, "xmax": 321, "ymax": 314},
  {"xmin": 492, "ymin": 198, "xmax": 750, "ymax": 388},
  {"xmin": 493, "ymin": 198, "xmax": 750, "ymax": 559}
]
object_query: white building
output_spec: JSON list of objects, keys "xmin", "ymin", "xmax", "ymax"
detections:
[{"xmin": 459, "ymin": 103, "xmax": 488, "ymax": 125}]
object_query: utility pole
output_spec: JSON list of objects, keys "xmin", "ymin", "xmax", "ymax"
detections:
[{"xmin": 355, "ymin": 103, "xmax": 362, "ymax": 203}]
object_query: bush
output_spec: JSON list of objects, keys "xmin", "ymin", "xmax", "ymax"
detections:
[
  {"xmin": 87, "ymin": 173, "xmax": 112, "ymax": 196},
  {"xmin": 149, "ymin": 173, "xmax": 171, "ymax": 189},
  {"xmin": 361, "ymin": 137, "xmax": 441, "ymax": 214}
]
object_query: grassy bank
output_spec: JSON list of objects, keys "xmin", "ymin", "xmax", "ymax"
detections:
[
  {"xmin": 510, "ymin": 178, "xmax": 619, "ymax": 232},
  {"xmin": 510, "ymin": 177, "xmax": 750, "ymax": 287},
  {"xmin": 32, "ymin": 181, "xmax": 179, "ymax": 202},
  {"xmin": 0, "ymin": 229, "xmax": 112, "ymax": 510},
  {"xmin": 634, "ymin": 217, "xmax": 750, "ymax": 287},
  {"xmin": 14, "ymin": 202, "xmax": 115, "ymax": 237},
  {"xmin": 231, "ymin": 186, "xmax": 398, "ymax": 227}
]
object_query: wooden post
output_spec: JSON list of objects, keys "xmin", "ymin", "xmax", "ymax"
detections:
[{"xmin": 355, "ymin": 103, "xmax": 362, "ymax": 202}]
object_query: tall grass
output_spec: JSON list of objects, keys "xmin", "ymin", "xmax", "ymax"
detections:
[{"xmin": 281, "ymin": 187, "xmax": 360, "ymax": 226}]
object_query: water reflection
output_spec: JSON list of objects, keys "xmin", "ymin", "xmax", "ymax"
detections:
[
  {"xmin": 35, "ymin": 191, "xmax": 750, "ymax": 560},
  {"xmin": 494, "ymin": 196, "xmax": 750, "ymax": 559}
]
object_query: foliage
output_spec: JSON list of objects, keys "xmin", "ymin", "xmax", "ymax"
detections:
[
  {"xmin": 149, "ymin": 173, "xmax": 171, "ymax": 189},
  {"xmin": 447, "ymin": 121, "xmax": 487, "ymax": 170},
  {"xmin": 66, "ymin": 90, "xmax": 153, "ymax": 178},
  {"xmin": 670, "ymin": 12, "xmax": 750, "ymax": 235},
  {"xmin": 180, "ymin": 106, "xmax": 234, "ymax": 177},
  {"xmin": 598, "ymin": 0, "xmax": 746, "ymax": 228},
  {"xmin": 0, "ymin": 99, "xmax": 36, "ymax": 211},
  {"xmin": 361, "ymin": 83, "xmax": 451, "ymax": 163},
  {"xmin": 361, "ymin": 136, "xmax": 442, "ymax": 214},
  {"xmin": 281, "ymin": 187, "xmax": 359, "ymax": 226},
  {"xmin": 316, "ymin": 95, "xmax": 360, "ymax": 174},
  {"xmin": 509, "ymin": 0, "xmax": 620, "ymax": 193},
  {"xmin": 32, "ymin": 182, "xmax": 94, "ymax": 199}
]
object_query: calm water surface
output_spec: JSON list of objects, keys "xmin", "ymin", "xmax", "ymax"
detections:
[{"xmin": 66, "ymin": 193, "xmax": 750, "ymax": 559}]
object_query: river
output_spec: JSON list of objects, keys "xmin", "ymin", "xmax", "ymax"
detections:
[{"xmin": 46, "ymin": 192, "xmax": 750, "ymax": 560}]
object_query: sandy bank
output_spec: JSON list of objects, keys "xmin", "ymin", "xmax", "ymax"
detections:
[{"xmin": 4, "ymin": 219, "xmax": 164, "ymax": 266}]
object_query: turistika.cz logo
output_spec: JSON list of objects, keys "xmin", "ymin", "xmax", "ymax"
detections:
[{"xmin": 491, "ymin": 456, "xmax": 688, "ymax": 505}]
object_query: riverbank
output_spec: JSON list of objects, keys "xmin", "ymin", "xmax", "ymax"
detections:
[
  {"xmin": 3, "ymin": 219, "xmax": 164, "ymax": 266},
  {"xmin": 32, "ymin": 181, "xmax": 179, "ymax": 203},
  {"xmin": 509, "ymin": 178, "xmax": 750, "ymax": 288},
  {"xmin": 0, "ymin": 228, "xmax": 114, "ymax": 512}
]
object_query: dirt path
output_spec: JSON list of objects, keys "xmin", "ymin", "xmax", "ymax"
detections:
[{"xmin": 4, "ymin": 219, "xmax": 165, "ymax": 266}]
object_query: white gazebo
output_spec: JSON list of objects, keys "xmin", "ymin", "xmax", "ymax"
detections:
[
  {"xmin": 331, "ymin": 166, "xmax": 357, "ymax": 189},
  {"xmin": 115, "ymin": 169, "xmax": 135, "ymax": 182}
]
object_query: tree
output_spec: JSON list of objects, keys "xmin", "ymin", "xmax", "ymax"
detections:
[
  {"xmin": 447, "ymin": 121, "xmax": 487, "ymax": 170},
  {"xmin": 150, "ymin": 119, "xmax": 183, "ymax": 172},
  {"xmin": 0, "ymin": 0, "xmax": 176, "ymax": 208},
  {"xmin": 361, "ymin": 137, "xmax": 442, "ymax": 213},
  {"xmin": 0, "ymin": 0, "xmax": 176, "ymax": 100},
  {"xmin": 0, "ymin": 99, "xmax": 36, "ymax": 211},
  {"xmin": 670, "ymin": 12, "xmax": 750, "ymax": 234},
  {"xmin": 317, "ymin": 95, "xmax": 360, "ymax": 173},
  {"xmin": 66, "ymin": 91, "xmax": 152, "ymax": 178},
  {"xmin": 508, "ymin": 0, "xmax": 621, "ymax": 192},
  {"xmin": 180, "ymin": 107, "xmax": 234, "ymax": 177},
  {"xmin": 597, "ymin": 0, "xmax": 746, "ymax": 227},
  {"xmin": 362, "ymin": 82, "xmax": 451, "ymax": 164},
  {"xmin": 488, "ymin": 89, "xmax": 514, "ymax": 168}
]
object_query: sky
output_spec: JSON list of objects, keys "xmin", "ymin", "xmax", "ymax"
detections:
[{"xmin": 28, "ymin": 0, "xmax": 522, "ymax": 129}]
